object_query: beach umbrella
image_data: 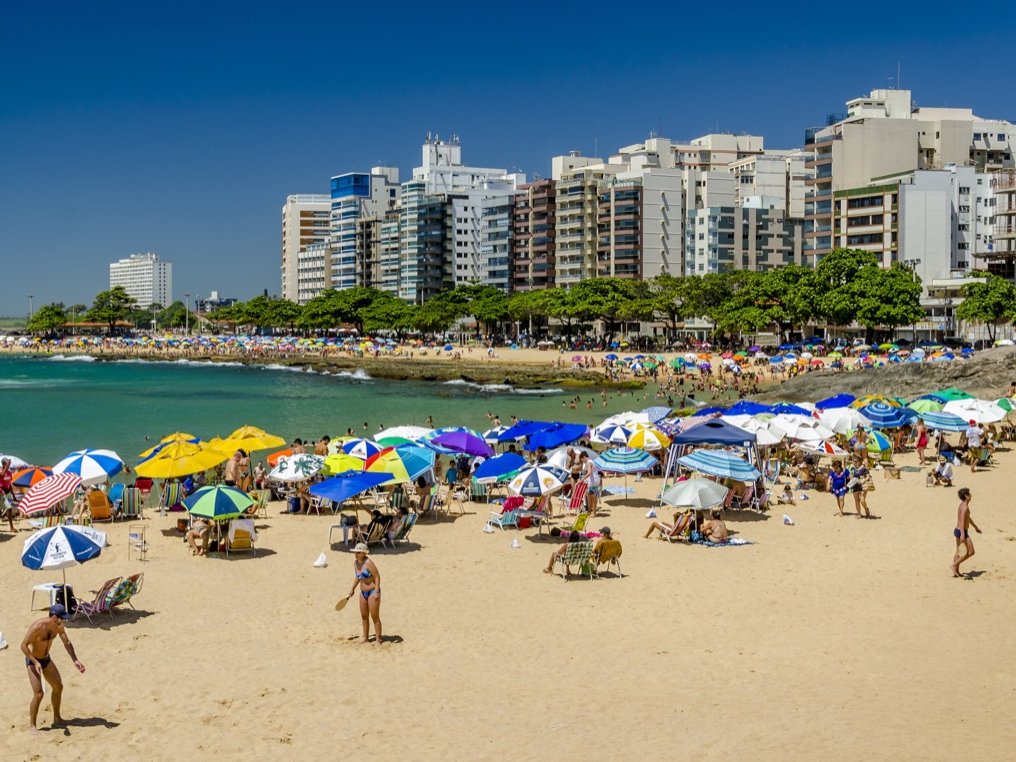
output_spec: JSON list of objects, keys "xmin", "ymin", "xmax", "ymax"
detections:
[
  {"xmin": 322, "ymin": 452, "xmax": 364, "ymax": 475},
  {"xmin": 431, "ymin": 431, "xmax": 495, "ymax": 457},
  {"xmin": 0, "ymin": 453, "xmax": 31, "ymax": 469},
  {"xmin": 545, "ymin": 445, "xmax": 598, "ymax": 471},
  {"xmin": 942, "ymin": 398, "xmax": 1006, "ymax": 424},
  {"xmin": 268, "ymin": 454, "xmax": 325, "ymax": 482},
  {"xmin": 729, "ymin": 420, "xmax": 783, "ymax": 447},
  {"xmin": 676, "ymin": 450, "xmax": 761, "ymax": 481},
  {"xmin": 183, "ymin": 485, "xmax": 253, "ymax": 520},
  {"xmin": 376, "ymin": 436, "xmax": 414, "ymax": 447},
  {"xmin": 818, "ymin": 409, "xmax": 873, "ymax": 435},
  {"xmin": 365, "ymin": 444, "xmax": 435, "ymax": 485},
  {"xmin": 525, "ymin": 423, "xmax": 588, "ymax": 452},
  {"xmin": 798, "ymin": 440, "xmax": 848, "ymax": 457},
  {"xmin": 18, "ymin": 473, "xmax": 83, "ymax": 516},
  {"xmin": 12, "ymin": 466, "xmax": 53, "ymax": 489},
  {"xmin": 496, "ymin": 420, "xmax": 555, "ymax": 442},
  {"xmin": 375, "ymin": 425, "xmax": 430, "ymax": 442},
  {"xmin": 725, "ymin": 401, "xmax": 771, "ymax": 416},
  {"xmin": 22, "ymin": 524, "xmax": 105, "ymax": 610},
  {"xmin": 770, "ymin": 415, "xmax": 835, "ymax": 442},
  {"xmin": 217, "ymin": 426, "xmax": 287, "ymax": 453},
  {"xmin": 859, "ymin": 402, "xmax": 914, "ymax": 429},
  {"xmin": 135, "ymin": 442, "xmax": 230, "ymax": 479},
  {"xmin": 507, "ymin": 464, "xmax": 569, "ymax": 497},
  {"xmin": 642, "ymin": 406, "xmax": 672, "ymax": 423},
  {"xmin": 341, "ymin": 438, "xmax": 384, "ymax": 460},
  {"xmin": 851, "ymin": 394, "xmax": 900, "ymax": 409},
  {"xmin": 604, "ymin": 353, "xmax": 618, "ymax": 361},
  {"xmin": 919, "ymin": 411, "xmax": 968, "ymax": 433},
  {"xmin": 482, "ymin": 426, "xmax": 510, "ymax": 443},
  {"xmin": 660, "ymin": 478, "xmax": 729, "ymax": 509},
  {"xmin": 627, "ymin": 428, "xmax": 671, "ymax": 452},
  {"xmin": 933, "ymin": 388, "xmax": 974, "ymax": 402},
  {"xmin": 812, "ymin": 394, "xmax": 853, "ymax": 412},
  {"xmin": 53, "ymin": 448, "xmax": 124, "ymax": 486},
  {"xmin": 591, "ymin": 423, "xmax": 634, "ymax": 446},
  {"xmin": 769, "ymin": 402, "xmax": 811, "ymax": 416},
  {"xmin": 473, "ymin": 452, "xmax": 527, "ymax": 484},
  {"xmin": 995, "ymin": 397, "xmax": 1016, "ymax": 413},
  {"xmin": 593, "ymin": 447, "xmax": 659, "ymax": 474},
  {"xmin": 266, "ymin": 448, "xmax": 292, "ymax": 466},
  {"xmin": 907, "ymin": 398, "xmax": 943, "ymax": 414},
  {"xmin": 865, "ymin": 430, "xmax": 893, "ymax": 454},
  {"xmin": 308, "ymin": 470, "xmax": 394, "ymax": 505},
  {"xmin": 138, "ymin": 432, "xmax": 203, "ymax": 458}
]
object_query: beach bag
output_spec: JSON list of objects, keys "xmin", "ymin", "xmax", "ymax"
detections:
[{"xmin": 52, "ymin": 585, "xmax": 77, "ymax": 613}]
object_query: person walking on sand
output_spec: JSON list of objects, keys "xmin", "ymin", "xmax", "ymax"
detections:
[
  {"xmin": 21, "ymin": 605, "xmax": 85, "ymax": 731},
  {"xmin": 344, "ymin": 543, "xmax": 382, "ymax": 645},
  {"xmin": 915, "ymin": 420, "xmax": 929, "ymax": 465},
  {"xmin": 964, "ymin": 420, "xmax": 984, "ymax": 473},
  {"xmin": 827, "ymin": 459, "xmax": 850, "ymax": 516},
  {"xmin": 951, "ymin": 487, "xmax": 982, "ymax": 578}
]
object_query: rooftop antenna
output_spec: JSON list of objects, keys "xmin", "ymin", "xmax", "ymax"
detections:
[
  {"xmin": 594, "ymin": 137, "xmax": 597, "ymax": 158},
  {"xmin": 897, "ymin": 61, "xmax": 902, "ymax": 89}
]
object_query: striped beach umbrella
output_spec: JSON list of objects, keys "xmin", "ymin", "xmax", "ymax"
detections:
[
  {"xmin": 341, "ymin": 438, "xmax": 384, "ymax": 460},
  {"xmin": 365, "ymin": 444, "xmax": 435, "ymax": 485},
  {"xmin": 472, "ymin": 452, "xmax": 527, "ymax": 484},
  {"xmin": 507, "ymin": 464, "xmax": 568, "ymax": 497},
  {"xmin": 859, "ymin": 402, "xmax": 914, "ymax": 429},
  {"xmin": 18, "ymin": 473, "xmax": 83, "ymax": 516},
  {"xmin": 627, "ymin": 428, "xmax": 672, "ymax": 452},
  {"xmin": 919, "ymin": 411, "xmax": 968, "ymax": 433},
  {"xmin": 183, "ymin": 486, "xmax": 253, "ymax": 520},
  {"xmin": 593, "ymin": 447, "xmax": 659, "ymax": 474},
  {"xmin": 798, "ymin": 440, "xmax": 849, "ymax": 457},
  {"xmin": 22, "ymin": 524, "xmax": 104, "ymax": 571},
  {"xmin": 677, "ymin": 450, "xmax": 761, "ymax": 481},
  {"xmin": 268, "ymin": 454, "xmax": 325, "ymax": 482},
  {"xmin": 482, "ymin": 426, "xmax": 510, "ymax": 443},
  {"xmin": 851, "ymin": 394, "xmax": 900, "ymax": 409},
  {"xmin": 53, "ymin": 448, "xmax": 124, "ymax": 486},
  {"xmin": 375, "ymin": 425, "xmax": 430, "ymax": 442},
  {"xmin": 591, "ymin": 424, "xmax": 633, "ymax": 446},
  {"xmin": 865, "ymin": 430, "xmax": 893, "ymax": 454},
  {"xmin": 12, "ymin": 466, "xmax": 53, "ymax": 489}
]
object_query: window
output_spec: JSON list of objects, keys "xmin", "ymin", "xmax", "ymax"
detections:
[
  {"xmin": 974, "ymin": 133, "xmax": 982, "ymax": 141},
  {"xmin": 999, "ymin": 134, "xmax": 1006, "ymax": 141}
]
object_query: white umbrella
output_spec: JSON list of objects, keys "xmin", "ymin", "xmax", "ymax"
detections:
[
  {"xmin": 52, "ymin": 448, "xmax": 124, "ymax": 487},
  {"xmin": 818, "ymin": 408, "xmax": 873, "ymax": 435},
  {"xmin": 942, "ymin": 399, "xmax": 1007, "ymax": 424},
  {"xmin": 770, "ymin": 415, "xmax": 835, "ymax": 442},
  {"xmin": 546, "ymin": 446, "xmax": 597, "ymax": 471},
  {"xmin": 375, "ymin": 425, "xmax": 430, "ymax": 442},
  {"xmin": 660, "ymin": 478, "xmax": 729, "ymax": 509},
  {"xmin": 269, "ymin": 454, "xmax": 325, "ymax": 482},
  {"xmin": 0, "ymin": 453, "xmax": 31, "ymax": 469}
]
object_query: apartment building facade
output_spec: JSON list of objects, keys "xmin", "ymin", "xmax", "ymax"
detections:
[
  {"xmin": 328, "ymin": 168, "xmax": 400, "ymax": 290},
  {"xmin": 109, "ymin": 252, "xmax": 173, "ymax": 308},
  {"xmin": 512, "ymin": 179, "xmax": 556, "ymax": 291},
  {"xmin": 281, "ymin": 194, "xmax": 330, "ymax": 302},
  {"xmin": 685, "ymin": 206, "xmax": 804, "ymax": 275}
]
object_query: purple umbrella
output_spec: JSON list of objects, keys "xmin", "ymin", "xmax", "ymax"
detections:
[{"xmin": 431, "ymin": 431, "xmax": 494, "ymax": 458}]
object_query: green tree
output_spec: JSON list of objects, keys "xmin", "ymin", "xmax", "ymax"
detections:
[
  {"xmin": 360, "ymin": 293, "xmax": 416, "ymax": 334},
  {"xmin": 456, "ymin": 284, "xmax": 509, "ymax": 334},
  {"xmin": 564, "ymin": 278, "xmax": 643, "ymax": 339},
  {"xmin": 88, "ymin": 286, "xmax": 137, "ymax": 333},
  {"xmin": 955, "ymin": 273, "xmax": 1016, "ymax": 341},
  {"xmin": 27, "ymin": 303, "xmax": 67, "ymax": 334},
  {"xmin": 159, "ymin": 301, "xmax": 191, "ymax": 329},
  {"xmin": 412, "ymin": 291, "xmax": 466, "ymax": 333},
  {"xmin": 813, "ymin": 248, "xmax": 880, "ymax": 326},
  {"xmin": 852, "ymin": 264, "xmax": 924, "ymax": 338}
]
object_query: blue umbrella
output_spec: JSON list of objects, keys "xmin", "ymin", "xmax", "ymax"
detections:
[
  {"xmin": 341, "ymin": 438, "xmax": 383, "ymax": 460},
  {"xmin": 859, "ymin": 402, "xmax": 915, "ymax": 429},
  {"xmin": 525, "ymin": 423, "xmax": 588, "ymax": 452},
  {"xmin": 605, "ymin": 353, "xmax": 618, "ymax": 361},
  {"xmin": 182, "ymin": 485, "xmax": 254, "ymax": 519},
  {"xmin": 677, "ymin": 450, "xmax": 761, "ymax": 481},
  {"xmin": 507, "ymin": 464, "xmax": 569, "ymax": 496},
  {"xmin": 473, "ymin": 452, "xmax": 527, "ymax": 484},
  {"xmin": 695, "ymin": 406, "xmax": 727, "ymax": 416},
  {"xmin": 53, "ymin": 448, "xmax": 124, "ymax": 486},
  {"xmin": 592, "ymin": 423, "xmax": 634, "ymax": 445},
  {"xmin": 593, "ymin": 447, "xmax": 659, "ymax": 474},
  {"xmin": 392, "ymin": 443, "xmax": 436, "ymax": 480},
  {"xmin": 816, "ymin": 393, "xmax": 855, "ymax": 410},
  {"xmin": 919, "ymin": 411, "xmax": 968, "ymax": 433},
  {"xmin": 769, "ymin": 402, "xmax": 811, "ymax": 416},
  {"xmin": 308, "ymin": 470, "xmax": 394, "ymax": 505},
  {"xmin": 726, "ymin": 401, "xmax": 771, "ymax": 416},
  {"xmin": 496, "ymin": 420, "xmax": 555, "ymax": 442},
  {"xmin": 642, "ymin": 406, "xmax": 672, "ymax": 423},
  {"xmin": 22, "ymin": 524, "xmax": 105, "ymax": 611}
]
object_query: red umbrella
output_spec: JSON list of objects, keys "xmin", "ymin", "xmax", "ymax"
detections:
[
  {"xmin": 19, "ymin": 473, "xmax": 82, "ymax": 516},
  {"xmin": 12, "ymin": 467, "xmax": 53, "ymax": 488}
]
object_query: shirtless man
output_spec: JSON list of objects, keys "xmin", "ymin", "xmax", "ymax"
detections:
[
  {"xmin": 223, "ymin": 451, "xmax": 240, "ymax": 487},
  {"xmin": 21, "ymin": 605, "xmax": 86, "ymax": 731},
  {"xmin": 951, "ymin": 487, "xmax": 982, "ymax": 578},
  {"xmin": 701, "ymin": 510, "xmax": 729, "ymax": 543}
]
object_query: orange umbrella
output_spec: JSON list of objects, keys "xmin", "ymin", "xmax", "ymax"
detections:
[{"xmin": 267, "ymin": 448, "xmax": 293, "ymax": 467}]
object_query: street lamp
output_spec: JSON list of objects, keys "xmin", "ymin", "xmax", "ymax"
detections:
[
  {"xmin": 28, "ymin": 293, "xmax": 34, "ymax": 321},
  {"xmin": 185, "ymin": 292, "xmax": 191, "ymax": 334}
]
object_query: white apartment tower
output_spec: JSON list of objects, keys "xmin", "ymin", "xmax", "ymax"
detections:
[
  {"xmin": 281, "ymin": 194, "xmax": 330, "ymax": 302},
  {"xmin": 108, "ymin": 252, "xmax": 172, "ymax": 308}
]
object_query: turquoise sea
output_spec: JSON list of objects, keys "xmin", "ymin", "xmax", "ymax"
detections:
[{"xmin": 0, "ymin": 356, "xmax": 654, "ymax": 466}]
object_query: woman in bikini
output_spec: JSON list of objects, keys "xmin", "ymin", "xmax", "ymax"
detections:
[{"xmin": 346, "ymin": 542, "xmax": 382, "ymax": 645}]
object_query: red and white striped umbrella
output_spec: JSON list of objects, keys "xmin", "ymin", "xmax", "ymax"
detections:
[{"xmin": 18, "ymin": 473, "xmax": 82, "ymax": 516}]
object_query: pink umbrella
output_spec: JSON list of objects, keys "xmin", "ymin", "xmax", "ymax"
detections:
[{"xmin": 19, "ymin": 473, "xmax": 83, "ymax": 516}]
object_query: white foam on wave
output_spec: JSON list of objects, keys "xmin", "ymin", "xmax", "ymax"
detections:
[
  {"xmin": 333, "ymin": 368, "xmax": 372, "ymax": 381},
  {"xmin": 263, "ymin": 363, "xmax": 304, "ymax": 373},
  {"xmin": 172, "ymin": 359, "xmax": 244, "ymax": 368},
  {"xmin": 511, "ymin": 387, "xmax": 565, "ymax": 395},
  {"xmin": 48, "ymin": 354, "xmax": 95, "ymax": 362},
  {"xmin": 442, "ymin": 379, "xmax": 563, "ymax": 395}
]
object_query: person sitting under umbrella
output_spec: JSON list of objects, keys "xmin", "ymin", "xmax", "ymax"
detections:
[
  {"xmin": 643, "ymin": 509, "xmax": 693, "ymax": 539},
  {"xmin": 700, "ymin": 510, "xmax": 730, "ymax": 543},
  {"xmin": 186, "ymin": 517, "xmax": 212, "ymax": 556}
]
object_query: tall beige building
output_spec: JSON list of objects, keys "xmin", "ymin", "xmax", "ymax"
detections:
[{"xmin": 281, "ymin": 194, "xmax": 330, "ymax": 302}]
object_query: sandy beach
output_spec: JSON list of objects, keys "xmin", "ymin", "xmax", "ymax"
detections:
[{"xmin": 1, "ymin": 439, "xmax": 1014, "ymax": 761}]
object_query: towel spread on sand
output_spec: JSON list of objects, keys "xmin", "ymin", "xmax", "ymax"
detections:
[{"xmin": 697, "ymin": 537, "xmax": 753, "ymax": 547}]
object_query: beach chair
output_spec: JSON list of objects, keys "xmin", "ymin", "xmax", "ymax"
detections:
[
  {"xmin": 73, "ymin": 576, "xmax": 122, "ymax": 623},
  {"xmin": 354, "ymin": 521, "xmax": 386, "ymax": 547},
  {"xmin": 245, "ymin": 489, "xmax": 269, "ymax": 519},
  {"xmin": 437, "ymin": 484, "xmax": 465, "ymax": 516},
  {"xmin": 87, "ymin": 490, "xmax": 115, "ymax": 523},
  {"xmin": 305, "ymin": 495, "xmax": 323, "ymax": 516},
  {"xmin": 657, "ymin": 511, "xmax": 694, "ymax": 543},
  {"xmin": 133, "ymin": 477, "xmax": 155, "ymax": 507},
  {"xmin": 592, "ymin": 539, "xmax": 624, "ymax": 577},
  {"xmin": 750, "ymin": 487, "xmax": 770, "ymax": 512},
  {"xmin": 416, "ymin": 493, "xmax": 438, "ymax": 520},
  {"xmin": 382, "ymin": 513, "xmax": 418, "ymax": 548},
  {"xmin": 558, "ymin": 481, "xmax": 588, "ymax": 516},
  {"xmin": 566, "ymin": 512, "xmax": 590, "ymax": 534},
  {"xmin": 107, "ymin": 483, "xmax": 125, "ymax": 514},
  {"xmin": 109, "ymin": 573, "xmax": 144, "ymax": 613},
  {"xmin": 119, "ymin": 487, "xmax": 144, "ymax": 521},
  {"xmin": 487, "ymin": 508, "xmax": 520, "ymax": 531},
  {"xmin": 469, "ymin": 480, "xmax": 489, "ymax": 504},
  {"xmin": 553, "ymin": 541, "xmax": 595, "ymax": 580},
  {"xmin": 159, "ymin": 482, "xmax": 184, "ymax": 513},
  {"xmin": 731, "ymin": 485, "xmax": 753, "ymax": 511},
  {"xmin": 225, "ymin": 520, "xmax": 257, "ymax": 557}
]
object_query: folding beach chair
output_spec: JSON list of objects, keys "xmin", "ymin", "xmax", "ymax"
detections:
[
  {"xmin": 109, "ymin": 573, "xmax": 144, "ymax": 612},
  {"xmin": 553, "ymin": 541, "xmax": 595, "ymax": 580},
  {"xmin": 487, "ymin": 508, "xmax": 520, "ymax": 531},
  {"xmin": 656, "ymin": 511, "xmax": 694, "ymax": 543},
  {"xmin": 592, "ymin": 539, "xmax": 624, "ymax": 577},
  {"xmin": 244, "ymin": 489, "xmax": 269, "ymax": 519},
  {"xmin": 159, "ymin": 482, "xmax": 183, "ymax": 513},
  {"xmin": 558, "ymin": 481, "xmax": 588, "ymax": 516},
  {"xmin": 382, "ymin": 513, "xmax": 418, "ymax": 548},
  {"xmin": 74, "ymin": 576, "xmax": 122, "ymax": 623},
  {"xmin": 87, "ymin": 490, "xmax": 115, "ymax": 523},
  {"xmin": 354, "ymin": 522, "xmax": 386, "ymax": 547},
  {"xmin": 119, "ymin": 487, "xmax": 144, "ymax": 521},
  {"xmin": 133, "ymin": 478, "xmax": 155, "ymax": 507}
]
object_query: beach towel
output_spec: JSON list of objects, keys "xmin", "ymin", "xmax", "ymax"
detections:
[
  {"xmin": 228, "ymin": 519, "xmax": 258, "ymax": 543},
  {"xmin": 694, "ymin": 536, "xmax": 753, "ymax": 547}
]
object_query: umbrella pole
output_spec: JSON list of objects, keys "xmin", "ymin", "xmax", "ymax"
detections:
[{"xmin": 62, "ymin": 568, "xmax": 68, "ymax": 611}]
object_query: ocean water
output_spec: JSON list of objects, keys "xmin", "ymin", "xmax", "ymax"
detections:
[{"xmin": 0, "ymin": 356, "xmax": 653, "ymax": 466}]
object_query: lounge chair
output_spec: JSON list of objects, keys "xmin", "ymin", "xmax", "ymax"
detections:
[
  {"xmin": 487, "ymin": 508, "xmax": 520, "ymax": 531},
  {"xmin": 225, "ymin": 519, "xmax": 257, "ymax": 557},
  {"xmin": 382, "ymin": 513, "xmax": 418, "ymax": 548},
  {"xmin": 553, "ymin": 540, "xmax": 595, "ymax": 580},
  {"xmin": 133, "ymin": 477, "xmax": 155, "ymax": 507},
  {"xmin": 558, "ymin": 481, "xmax": 588, "ymax": 516},
  {"xmin": 593, "ymin": 539, "xmax": 624, "ymax": 577},
  {"xmin": 74, "ymin": 576, "xmax": 122, "ymax": 623},
  {"xmin": 417, "ymin": 493, "xmax": 438, "ymax": 520},
  {"xmin": 565, "ymin": 512, "xmax": 590, "ymax": 534},
  {"xmin": 109, "ymin": 573, "xmax": 144, "ymax": 612},
  {"xmin": 119, "ymin": 487, "xmax": 144, "ymax": 521},
  {"xmin": 107, "ymin": 483, "xmax": 125, "ymax": 514},
  {"xmin": 159, "ymin": 482, "xmax": 184, "ymax": 513},
  {"xmin": 354, "ymin": 521, "xmax": 386, "ymax": 547},
  {"xmin": 244, "ymin": 489, "xmax": 269, "ymax": 519},
  {"xmin": 656, "ymin": 511, "xmax": 694, "ymax": 543},
  {"xmin": 87, "ymin": 490, "xmax": 115, "ymax": 523}
]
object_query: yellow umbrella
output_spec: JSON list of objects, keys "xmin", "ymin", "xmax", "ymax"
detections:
[
  {"xmin": 364, "ymin": 450, "xmax": 411, "ymax": 485},
  {"xmin": 323, "ymin": 452, "xmax": 364, "ymax": 475},
  {"xmin": 135, "ymin": 442, "xmax": 229, "ymax": 479},
  {"xmin": 138, "ymin": 432, "xmax": 203, "ymax": 458},
  {"xmin": 627, "ymin": 428, "xmax": 671, "ymax": 451},
  {"xmin": 215, "ymin": 426, "xmax": 287, "ymax": 454}
]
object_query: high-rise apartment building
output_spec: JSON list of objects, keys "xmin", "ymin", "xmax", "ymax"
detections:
[
  {"xmin": 512, "ymin": 179, "xmax": 556, "ymax": 291},
  {"xmin": 281, "ymin": 194, "xmax": 330, "ymax": 302},
  {"xmin": 328, "ymin": 168, "xmax": 400, "ymax": 290},
  {"xmin": 109, "ymin": 252, "xmax": 172, "ymax": 308},
  {"xmin": 685, "ymin": 206, "xmax": 804, "ymax": 275}
]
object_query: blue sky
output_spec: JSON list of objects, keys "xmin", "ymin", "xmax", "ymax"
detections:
[{"xmin": 2, "ymin": 1, "xmax": 1015, "ymax": 316}]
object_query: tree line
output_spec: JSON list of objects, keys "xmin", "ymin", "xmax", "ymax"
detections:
[{"xmin": 24, "ymin": 249, "xmax": 1016, "ymax": 340}]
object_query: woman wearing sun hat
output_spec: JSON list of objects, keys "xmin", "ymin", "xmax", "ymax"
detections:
[{"xmin": 345, "ymin": 543, "xmax": 382, "ymax": 645}]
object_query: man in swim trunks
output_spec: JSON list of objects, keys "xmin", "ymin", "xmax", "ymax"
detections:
[
  {"xmin": 951, "ymin": 487, "xmax": 981, "ymax": 578},
  {"xmin": 22, "ymin": 605, "xmax": 86, "ymax": 731}
]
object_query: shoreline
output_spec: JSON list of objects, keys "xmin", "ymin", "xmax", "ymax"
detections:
[{"xmin": 0, "ymin": 347, "xmax": 646, "ymax": 390}]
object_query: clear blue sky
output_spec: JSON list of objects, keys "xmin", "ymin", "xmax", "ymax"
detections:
[{"xmin": 2, "ymin": 1, "xmax": 1015, "ymax": 316}]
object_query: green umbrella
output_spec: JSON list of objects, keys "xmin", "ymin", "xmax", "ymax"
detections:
[
  {"xmin": 907, "ymin": 398, "xmax": 943, "ymax": 413},
  {"xmin": 995, "ymin": 397, "xmax": 1015, "ymax": 413},
  {"xmin": 183, "ymin": 485, "xmax": 253, "ymax": 520},
  {"xmin": 654, "ymin": 354, "xmax": 666, "ymax": 361},
  {"xmin": 934, "ymin": 387, "xmax": 974, "ymax": 402},
  {"xmin": 668, "ymin": 358, "xmax": 685, "ymax": 368},
  {"xmin": 827, "ymin": 352, "xmax": 843, "ymax": 359},
  {"xmin": 644, "ymin": 361, "xmax": 658, "ymax": 370},
  {"xmin": 376, "ymin": 436, "xmax": 413, "ymax": 447}
]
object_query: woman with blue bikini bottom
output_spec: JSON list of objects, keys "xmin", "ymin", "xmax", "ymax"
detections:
[{"xmin": 346, "ymin": 542, "xmax": 382, "ymax": 645}]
